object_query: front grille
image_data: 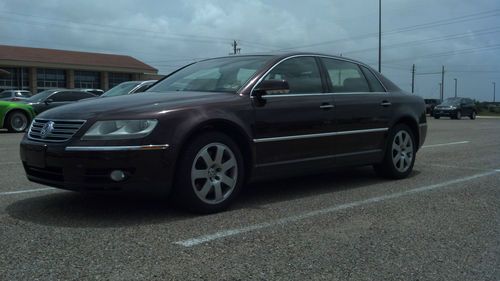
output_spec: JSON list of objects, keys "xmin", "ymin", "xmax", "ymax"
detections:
[{"xmin": 28, "ymin": 118, "xmax": 86, "ymax": 142}]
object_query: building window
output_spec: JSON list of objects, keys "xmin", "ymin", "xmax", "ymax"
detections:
[
  {"xmin": 109, "ymin": 72, "xmax": 132, "ymax": 88},
  {"xmin": 37, "ymin": 68, "xmax": 66, "ymax": 90},
  {"xmin": 0, "ymin": 67, "xmax": 29, "ymax": 91},
  {"xmin": 74, "ymin": 70, "xmax": 100, "ymax": 89}
]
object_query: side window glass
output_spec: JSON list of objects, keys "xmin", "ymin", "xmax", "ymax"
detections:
[
  {"xmin": 263, "ymin": 57, "xmax": 323, "ymax": 94},
  {"xmin": 49, "ymin": 93, "xmax": 65, "ymax": 102},
  {"xmin": 360, "ymin": 66, "xmax": 386, "ymax": 92},
  {"xmin": 321, "ymin": 58, "xmax": 370, "ymax": 93}
]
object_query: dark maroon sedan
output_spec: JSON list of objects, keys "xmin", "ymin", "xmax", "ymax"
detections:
[{"xmin": 20, "ymin": 53, "xmax": 427, "ymax": 213}]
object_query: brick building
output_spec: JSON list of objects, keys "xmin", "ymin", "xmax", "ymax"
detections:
[{"xmin": 0, "ymin": 45, "xmax": 159, "ymax": 93}]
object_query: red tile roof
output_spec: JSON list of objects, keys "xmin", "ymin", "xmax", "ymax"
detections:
[{"xmin": 0, "ymin": 45, "xmax": 157, "ymax": 73}]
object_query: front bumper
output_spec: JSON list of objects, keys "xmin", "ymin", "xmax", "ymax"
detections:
[
  {"xmin": 20, "ymin": 139, "xmax": 174, "ymax": 193},
  {"xmin": 434, "ymin": 109, "xmax": 457, "ymax": 117}
]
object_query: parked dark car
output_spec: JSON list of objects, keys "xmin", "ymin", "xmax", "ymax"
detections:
[
  {"xmin": 100, "ymin": 80, "xmax": 157, "ymax": 98},
  {"xmin": 424, "ymin": 98, "xmax": 440, "ymax": 116},
  {"xmin": 20, "ymin": 53, "xmax": 427, "ymax": 213},
  {"xmin": 23, "ymin": 89, "xmax": 97, "ymax": 114},
  {"xmin": 0, "ymin": 90, "xmax": 31, "ymax": 101},
  {"xmin": 433, "ymin": 97, "xmax": 476, "ymax": 119}
]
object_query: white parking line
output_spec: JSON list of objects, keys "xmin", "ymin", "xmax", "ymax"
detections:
[
  {"xmin": 0, "ymin": 162, "xmax": 21, "ymax": 166},
  {"xmin": 0, "ymin": 188, "xmax": 55, "ymax": 196},
  {"xmin": 174, "ymin": 169, "xmax": 499, "ymax": 247},
  {"xmin": 422, "ymin": 141, "xmax": 470, "ymax": 148}
]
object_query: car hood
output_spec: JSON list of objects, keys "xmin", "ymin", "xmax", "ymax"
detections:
[{"xmin": 37, "ymin": 91, "xmax": 240, "ymax": 120}]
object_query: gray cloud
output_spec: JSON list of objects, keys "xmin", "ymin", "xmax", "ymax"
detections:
[{"xmin": 0, "ymin": 0, "xmax": 499, "ymax": 100}]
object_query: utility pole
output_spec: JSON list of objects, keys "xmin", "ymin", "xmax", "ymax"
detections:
[
  {"xmin": 494, "ymin": 82, "xmax": 496, "ymax": 103},
  {"xmin": 439, "ymin": 82, "xmax": 442, "ymax": 100},
  {"xmin": 440, "ymin": 65, "xmax": 445, "ymax": 101},
  {"xmin": 231, "ymin": 40, "xmax": 241, "ymax": 55},
  {"xmin": 378, "ymin": 0, "xmax": 382, "ymax": 73},
  {"xmin": 454, "ymin": 78, "xmax": 457, "ymax": 97},
  {"xmin": 411, "ymin": 64, "xmax": 415, "ymax": 93}
]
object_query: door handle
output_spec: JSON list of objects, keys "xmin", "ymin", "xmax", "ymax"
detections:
[
  {"xmin": 380, "ymin": 101, "xmax": 392, "ymax": 107},
  {"xmin": 319, "ymin": 103, "xmax": 334, "ymax": 110}
]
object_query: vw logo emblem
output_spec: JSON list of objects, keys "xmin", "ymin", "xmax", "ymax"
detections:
[{"xmin": 40, "ymin": 121, "xmax": 55, "ymax": 139}]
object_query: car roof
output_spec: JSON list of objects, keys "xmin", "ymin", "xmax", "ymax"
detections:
[{"xmin": 199, "ymin": 52, "xmax": 372, "ymax": 68}]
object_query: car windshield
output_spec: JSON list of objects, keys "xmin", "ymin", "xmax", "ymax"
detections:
[
  {"xmin": 101, "ymin": 82, "xmax": 141, "ymax": 97},
  {"xmin": 147, "ymin": 56, "xmax": 271, "ymax": 93},
  {"xmin": 440, "ymin": 98, "xmax": 461, "ymax": 106},
  {"xmin": 16, "ymin": 91, "xmax": 30, "ymax": 97},
  {"xmin": 25, "ymin": 90, "xmax": 58, "ymax": 102}
]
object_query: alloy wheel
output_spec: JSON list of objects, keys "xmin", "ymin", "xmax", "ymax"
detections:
[
  {"xmin": 10, "ymin": 112, "xmax": 28, "ymax": 132},
  {"xmin": 191, "ymin": 142, "xmax": 238, "ymax": 204},
  {"xmin": 391, "ymin": 130, "xmax": 414, "ymax": 173}
]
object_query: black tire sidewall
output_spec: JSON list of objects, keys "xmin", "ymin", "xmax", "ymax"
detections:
[
  {"xmin": 6, "ymin": 111, "xmax": 28, "ymax": 133},
  {"xmin": 173, "ymin": 131, "xmax": 245, "ymax": 213}
]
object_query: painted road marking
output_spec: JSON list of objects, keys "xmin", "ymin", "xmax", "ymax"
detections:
[
  {"xmin": 0, "ymin": 188, "xmax": 55, "ymax": 196},
  {"xmin": 0, "ymin": 162, "xmax": 21, "ymax": 166},
  {"xmin": 422, "ymin": 141, "xmax": 470, "ymax": 148},
  {"xmin": 174, "ymin": 169, "xmax": 499, "ymax": 247}
]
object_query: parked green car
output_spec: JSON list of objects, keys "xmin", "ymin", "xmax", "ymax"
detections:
[{"xmin": 0, "ymin": 101, "xmax": 36, "ymax": 132}]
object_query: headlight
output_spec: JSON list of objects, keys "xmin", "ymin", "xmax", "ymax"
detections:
[
  {"xmin": 82, "ymin": 119, "xmax": 158, "ymax": 140},
  {"xmin": 449, "ymin": 106, "xmax": 456, "ymax": 110}
]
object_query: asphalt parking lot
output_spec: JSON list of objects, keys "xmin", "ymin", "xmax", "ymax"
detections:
[{"xmin": 0, "ymin": 118, "xmax": 499, "ymax": 281}]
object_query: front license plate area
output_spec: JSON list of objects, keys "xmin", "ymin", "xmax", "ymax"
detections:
[{"xmin": 24, "ymin": 144, "xmax": 47, "ymax": 168}]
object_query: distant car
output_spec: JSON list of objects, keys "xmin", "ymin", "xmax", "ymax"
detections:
[
  {"xmin": 24, "ymin": 89, "xmax": 97, "ymax": 114},
  {"xmin": 0, "ymin": 100, "xmax": 36, "ymax": 132},
  {"xmin": 78, "ymin": 88, "xmax": 104, "ymax": 96},
  {"xmin": 0, "ymin": 90, "xmax": 31, "ymax": 102},
  {"xmin": 424, "ymin": 98, "xmax": 440, "ymax": 116},
  {"xmin": 100, "ymin": 80, "xmax": 157, "ymax": 98},
  {"xmin": 433, "ymin": 97, "xmax": 476, "ymax": 120}
]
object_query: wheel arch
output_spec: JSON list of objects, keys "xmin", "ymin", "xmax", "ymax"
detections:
[
  {"xmin": 1, "ymin": 107, "xmax": 32, "ymax": 129},
  {"xmin": 390, "ymin": 115, "xmax": 420, "ymax": 151},
  {"xmin": 173, "ymin": 119, "xmax": 255, "ymax": 182}
]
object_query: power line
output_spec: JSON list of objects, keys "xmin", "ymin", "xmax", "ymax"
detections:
[
  {"xmin": 270, "ymin": 9, "xmax": 500, "ymax": 52},
  {"xmin": 343, "ymin": 27, "xmax": 500, "ymax": 55}
]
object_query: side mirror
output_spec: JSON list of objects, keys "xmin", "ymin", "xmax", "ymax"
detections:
[
  {"xmin": 253, "ymin": 80, "xmax": 290, "ymax": 97},
  {"xmin": 45, "ymin": 98, "xmax": 53, "ymax": 104}
]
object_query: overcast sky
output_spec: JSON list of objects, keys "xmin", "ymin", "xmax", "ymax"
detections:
[{"xmin": 0, "ymin": 0, "xmax": 499, "ymax": 101}]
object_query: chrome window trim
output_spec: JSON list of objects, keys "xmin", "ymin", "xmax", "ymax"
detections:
[
  {"xmin": 255, "ymin": 149, "xmax": 382, "ymax": 168},
  {"xmin": 253, "ymin": 128, "xmax": 388, "ymax": 143},
  {"xmin": 249, "ymin": 54, "xmax": 389, "ymax": 98},
  {"xmin": 65, "ymin": 144, "xmax": 169, "ymax": 152}
]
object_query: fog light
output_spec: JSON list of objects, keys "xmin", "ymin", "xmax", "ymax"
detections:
[{"xmin": 110, "ymin": 170, "xmax": 126, "ymax": 182}]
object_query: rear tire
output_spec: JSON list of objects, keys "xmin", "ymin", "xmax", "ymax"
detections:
[
  {"xmin": 455, "ymin": 111, "xmax": 461, "ymax": 120},
  {"xmin": 470, "ymin": 111, "xmax": 476, "ymax": 120},
  {"xmin": 173, "ymin": 131, "xmax": 245, "ymax": 214},
  {"xmin": 373, "ymin": 124, "xmax": 416, "ymax": 179},
  {"xmin": 6, "ymin": 111, "xmax": 29, "ymax": 133}
]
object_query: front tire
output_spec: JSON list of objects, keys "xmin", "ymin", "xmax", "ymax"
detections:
[
  {"xmin": 6, "ymin": 111, "xmax": 29, "ymax": 133},
  {"xmin": 374, "ymin": 124, "xmax": 416, "ymax": 179},
  {"xmin": 470, "ymin": 111, "xmax": 476, "ymax": 120},
  {"xmin": 434, "ymin": 115, "xmax": 440, "ymax": 119},
  {"xmin": 173, "ymin": 132, "xmax": 245, "ymax": 213},
  {"xmin": 455, "ymin": 111, "xmax": 461, "ymax": 120}
]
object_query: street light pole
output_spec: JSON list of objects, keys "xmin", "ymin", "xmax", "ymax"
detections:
[
  {"xmin": 494, "ymin": 82, "xmax": 496, "ymax": 103},
  {"xmin": 454, "ymin": 78, "xmax": 457, "ymax": 97},
  {"xmin": 378, "ymin": 0, "xmax": 381, "ymax": 73}
]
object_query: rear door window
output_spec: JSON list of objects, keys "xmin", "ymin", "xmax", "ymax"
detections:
[{"xmin": 320, "ymin": 58, "xmax": 370, "ymax": 93}]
